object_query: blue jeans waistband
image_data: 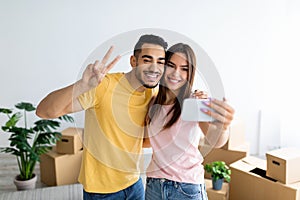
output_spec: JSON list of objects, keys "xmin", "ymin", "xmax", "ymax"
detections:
[{"xmin": 146, "ymin": 177, "xmax": 202, "ymax": 186}]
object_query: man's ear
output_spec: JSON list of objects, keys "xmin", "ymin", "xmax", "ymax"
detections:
[{"xmin": 130, "ymin": 55, "xmax": 137, "ymax": 67}]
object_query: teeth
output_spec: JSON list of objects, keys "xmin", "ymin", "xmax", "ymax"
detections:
[
  {"xmin": 169, "ymin": 77, "xmax": 180, "ymax": 83},
  {"xmin": 145, "ymin": 72, "xmax": 159, "ymax": 78},
  {"xmin": 144, "ymin": 72, "xmax": 160, "ymax": 82},
  {"xmin": 147, "ymin": 74, "xmax": 157, "ymax": 78}
]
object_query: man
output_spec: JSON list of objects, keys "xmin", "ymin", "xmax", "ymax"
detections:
[{"xmin": 36, "ymin": 34, "xmax": 168, "ymax": 199}]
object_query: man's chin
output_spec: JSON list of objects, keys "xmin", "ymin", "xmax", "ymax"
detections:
[{"xmin": 143, "ymin": 83, "xmax": 158, "ymax": 89}]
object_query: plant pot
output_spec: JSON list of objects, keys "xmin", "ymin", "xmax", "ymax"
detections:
[
  {"xmin": 212, "ymin": 178, "xmax": 224, "ymax": 190},
  {"xmin": 14, "ymin": 174, "xmax": 37, "ymax": 190}
]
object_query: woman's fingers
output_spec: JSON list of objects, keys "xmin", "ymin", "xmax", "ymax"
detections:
[
  {"xmin": 192, "ymin": 90, "xmax": 208, "ymax": 99},
  {"xmin": 202, "ymin": 98, "xmax": 234, "ymax": 130}
]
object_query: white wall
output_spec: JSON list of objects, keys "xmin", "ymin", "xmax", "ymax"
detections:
[{"xmin": 0, "ymin": 0, "xmax": 299, "ymax": 155}]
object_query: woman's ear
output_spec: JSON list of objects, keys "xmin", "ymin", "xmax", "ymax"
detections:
[{"xmin": 130, "ymin": 55, "xmax": 137, "ymax": 67}]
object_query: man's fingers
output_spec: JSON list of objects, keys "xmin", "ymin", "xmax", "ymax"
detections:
[
  {"xmin": 101, "ymin": 46, "xmax": 115, "ymax": 65},
  {"xmin": 91, "ymin": 61, "xmax": 102, "ymax": 76},
  {"xmin": 87, "ymin": 46, "xmax": 120, "ymax": 85},
  {"xmin": 104, "ymin": 55, "xmax": 121, "ymax": 74}
]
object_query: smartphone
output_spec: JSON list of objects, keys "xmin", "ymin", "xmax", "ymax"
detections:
[{"xmin": 181, "ymin": 98, "xmax": 214, "ymax": 122}]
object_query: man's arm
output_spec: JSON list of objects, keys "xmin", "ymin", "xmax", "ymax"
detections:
[
  {"xmin": 36, "ymin": 80, "xmax": 86, "ymax": 119},
  {"xmin": 36, "ymin": 46, "xmax": 120, "ymax": 119}
]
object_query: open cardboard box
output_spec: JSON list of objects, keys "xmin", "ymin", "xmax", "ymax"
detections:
[
  {"xmin": 200, "ymin": 143, "xmax": 249, "ymax": 179},
  {"xmin": 229, "ymin": 156, "xmax": 300, "ymax": 200}
]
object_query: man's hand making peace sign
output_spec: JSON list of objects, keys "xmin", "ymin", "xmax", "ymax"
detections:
[{"xmin": 36, "ymin": 46, "xmax": 120, "ymax": 119}]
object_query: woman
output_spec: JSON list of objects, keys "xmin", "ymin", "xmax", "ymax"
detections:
[{"xmin": 144, "ymin": 43, "xmax": 234, "ymax": 199}]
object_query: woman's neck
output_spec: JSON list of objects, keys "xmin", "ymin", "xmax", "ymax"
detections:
[{"xmin": 165, "ymin": 90, "xmax": 178, "ymax": 105}]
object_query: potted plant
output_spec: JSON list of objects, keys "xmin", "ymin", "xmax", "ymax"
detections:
[
  {"xmin": 0, "ymin": 102, "xmax": 73, "ymax": 190},
  {"xmin": 204, "ymin": 161, "xmax": 231, "ymax": 190}
]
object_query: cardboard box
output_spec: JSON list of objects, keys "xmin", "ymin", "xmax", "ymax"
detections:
[
  {"xmin": 221, "ymin": 118, "xmax": 246, "ymax": 150},
  {"xmin": 56, "ymin": 127, "xmax": 84, "ymax": 154},
  {"xmin": 200, "ymin": 143, "xmax": 249, "ymax": 179},
  {"xmin": 229, "ymin": 156, "xmax": 300, "ymax": 200},
  {"xmin": 266, "ymin": 147, "xmax": 300, "ymax": 184},
  {"xmin": 205, "ymin": 178, "xmax": 229, "ymax": 200},
  {"xmin": 40, "ymin": 147, "xmax": 83, "ymax": 186}
]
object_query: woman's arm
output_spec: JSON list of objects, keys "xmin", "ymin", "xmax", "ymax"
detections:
[
  {"xmin": 143, "ymin": 133, "xmax": 152, "ymax": 148},
  {"xmin": 199, "ymin": 98, "xmax": 234, "ymax": 148}
]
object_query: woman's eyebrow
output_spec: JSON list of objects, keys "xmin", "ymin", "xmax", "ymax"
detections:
[{"xmin": 167, "ymin": 61, "xmax": 175, "ymax": 66}]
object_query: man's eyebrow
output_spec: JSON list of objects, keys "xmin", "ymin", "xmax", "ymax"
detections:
[
  {"xmin": 141, "ymin": 55, "xmax": 153, "ymax": 59},
  {"xmin": 141, "ymin": 55, "xmax": 165, "ymax": 60}
]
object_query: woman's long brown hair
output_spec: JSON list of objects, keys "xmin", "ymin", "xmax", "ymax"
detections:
[{"xmin": 146, "ymin": 43, "xmax": 196, "ymax": 129}]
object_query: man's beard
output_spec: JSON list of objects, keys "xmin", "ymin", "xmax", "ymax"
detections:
[
  {"xmin": 143, "ymin": 82, "xmax": 159, "ymax": 89},
  {"xmin": 136, "ymin": 74, "xmax": 159, "ymax": 89},
  {"xmin": 135, "ymin": 66, "xmax": 160, "ymax": 89}
]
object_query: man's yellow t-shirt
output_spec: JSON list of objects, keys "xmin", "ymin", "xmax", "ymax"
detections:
[{"xmin": 78, "ymin": 73, "xmax": 154, "ymax": 193}]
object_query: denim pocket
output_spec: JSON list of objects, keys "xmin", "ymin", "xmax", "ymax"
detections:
[{"xmin": 177, "ymin": 182, "xmax": 201, "ymax": 198}]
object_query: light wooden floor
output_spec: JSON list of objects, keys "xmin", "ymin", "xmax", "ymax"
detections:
[
  {"xmin": 0, "ymin": 153, "xmax": 47, "ymax": 194},
  {"xmin": 0, "ymin": 152, "xmax": 149, "ymax": 194}
]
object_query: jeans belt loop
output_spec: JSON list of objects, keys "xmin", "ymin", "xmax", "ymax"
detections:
[{"xmin": 174, "ymin": 182, "xmax": 178, "ymax": 188}]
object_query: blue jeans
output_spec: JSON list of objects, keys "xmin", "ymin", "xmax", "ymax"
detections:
[
  {"xmin": 145, "ymin": 177, "xmax": 208, "ymax": 200},
  {"xmin": 83, "ymin": 177, "xmax": 144, "ymax": 200}
]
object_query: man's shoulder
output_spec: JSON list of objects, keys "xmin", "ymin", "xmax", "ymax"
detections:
[
  {"xmin": 106, "ymin": 72, "xmax": 125, "ymax": 79},
  {"xmin": 100, "ymin": 73, "xmax": 125, "ymax": 86}
]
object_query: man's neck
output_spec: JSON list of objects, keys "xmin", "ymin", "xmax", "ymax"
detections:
[{"xmin": 125, "ymin": 71, "xmax": 145, "ymax": 92}]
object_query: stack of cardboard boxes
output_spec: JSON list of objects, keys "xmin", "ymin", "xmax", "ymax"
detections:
[
  {"xmin": 200, "ymin": 118, "xmax": 250, "ymax": 179},
  {"xmin": 205, "ymin": 179, "xmax": 229, "ymax": 200},
  {"xmin": 39, "ymin": 127, "xmax": 84, "ymax": 186},
  {"xmin": 199, "ymin": 118, "xmax": 249, "ymax": 200},
  {"xmin": 229, "ymin": 148, "xmax": 300, "ymax": 200}
]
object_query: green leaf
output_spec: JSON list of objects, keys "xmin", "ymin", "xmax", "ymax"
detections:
[
  {"xmin": 15, "ymin": 102, "xmax": 36, "ymax": 112},
  {"xmin": 35, "ymin": 132, "xmax": 61, "ymax": 146},
  {"xmin": 0, "ymin": 108, "xmax": 12, "ymax": 114},
  {"xmin": 5, "ymin": 113, "xmax": 22, "ymax": 128},
  {"xmin": 58, "ymin": 115, "xmax": 74, "ymax": 123},
  {"xmin": 204, "ymin": 160, "xmax": 231, "ymax": 182},
  {"xmin": 0, "ymin": 101, "xmax": 74, "ymax": 180},
  {"xmin": 33, "ymin": 120, "xmax": 60, "ymax": 132},
  {"xmin": 0, "ymin": 147, "xmax": 20, "ymax": 156}
]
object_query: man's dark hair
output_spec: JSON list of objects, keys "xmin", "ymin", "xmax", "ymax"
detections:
[{"xmin": 133, "ymin": 34, "xmax": 168, "ymax": 57}]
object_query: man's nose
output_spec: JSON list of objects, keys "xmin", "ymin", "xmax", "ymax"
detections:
[{"xmin": 148, "ymin": 62, "xmax": 159, "ymax": 71}]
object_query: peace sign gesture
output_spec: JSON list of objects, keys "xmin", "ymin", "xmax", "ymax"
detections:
[{"xmin": 82, "ymin": 46, "xmax": 121, "ymax": 90}]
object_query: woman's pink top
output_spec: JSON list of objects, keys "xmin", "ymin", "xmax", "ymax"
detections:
[{"xmin": 146, "ymin": 104, "xmax": 204, "ymax": 184}]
